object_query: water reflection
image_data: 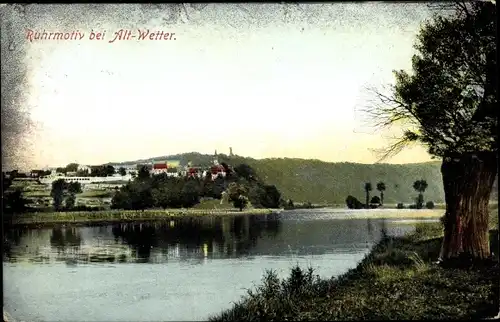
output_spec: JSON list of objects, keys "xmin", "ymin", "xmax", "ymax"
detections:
[
  {"xmin": 3, "ymin": 211, "xmax": 420, "ymax": 265},
  {"xmin": 3, "ymin": 210, "xmax": 439, "ymax": 322},
  {"xmin": 4, "ymin": 214, "xmax": 283, "ymax": 264},
  {"xmin": 50, "ymin": 227, "xmax": 82, "ymax": 250}
]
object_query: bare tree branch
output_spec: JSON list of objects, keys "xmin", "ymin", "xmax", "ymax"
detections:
[{"xmin": 370, "ymin": 132, "xmax": 420, "ymax": 163}]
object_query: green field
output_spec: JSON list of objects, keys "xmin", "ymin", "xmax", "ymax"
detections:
[{"xmin": 22, "ymin": 189, "xmax": 114, "ymax": 198}]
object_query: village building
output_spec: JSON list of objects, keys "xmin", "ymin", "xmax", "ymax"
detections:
[
  {"xmin": 39, "ymin": 173, "xmax": 133, "ymax": 185},
  {"xmin": 210, "ymin": 164, "xmax": 226, "ymax": 180},
  {"xmin": 187, "ymin": 167, "xmax": 203, "ymax": 178},
  {"xmin": 77, "ymin": 164, "xmax": 92, "ymax": 174},
  {"xmin": 152, "ymin": 162, "xmax": 169, "ymax": 175}
]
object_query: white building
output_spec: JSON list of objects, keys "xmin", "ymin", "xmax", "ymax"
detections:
[
  {"xmin": 39, "ymin": 173, "xmax": 133, "ymax": 185},
  {"xmin": 77, "ymin": 164, "xmax": 92, "ymax": 174}
]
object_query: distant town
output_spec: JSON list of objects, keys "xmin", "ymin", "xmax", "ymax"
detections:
[
  {"xmin": 4, "ymin": 149, "xmax": 233, "ymax": 187},
  {"xmin": 3, "ymin": 149, "xmax": 236, "ymax": 211}
]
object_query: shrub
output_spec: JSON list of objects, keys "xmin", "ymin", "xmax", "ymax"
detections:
[
  {"xmin": 397, "ymin": 203, "xmax": 405, "ymax": 209},
  {"xmin": 284, "ymin": 199, "xmax": 294, "ymax": 210},
  {"xmin": 370, "ymin": 196, "xmax": 381, "ymax": 205},
  {"xmin": 426, "ymin": 201, "xmax": 435, "ymax": 209},
  {"xmin": 346, "ymin": 195, "xmax": 364, "ymax": 209}
]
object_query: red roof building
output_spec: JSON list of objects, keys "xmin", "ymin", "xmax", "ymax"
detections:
[
  {"xmin": 153, "ymin": 163, "xmax": 168, "ymax": 170},
  {"xmin": 210, "ymin": 165, "xmax": 225, "ymax": 174}
]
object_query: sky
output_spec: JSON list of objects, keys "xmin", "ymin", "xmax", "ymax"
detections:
[{"xmin": 1, "ymin": 3, "xmax": 437, "ymax": 171}]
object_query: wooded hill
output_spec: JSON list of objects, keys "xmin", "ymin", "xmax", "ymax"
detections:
[{"xmin": 112, "ymin": 152, "xmax": 455, "ymax": 205}]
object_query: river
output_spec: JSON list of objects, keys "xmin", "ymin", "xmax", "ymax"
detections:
[{"xmin": 3, "ymin": 208, "xmax": 442, "ymax": 321}]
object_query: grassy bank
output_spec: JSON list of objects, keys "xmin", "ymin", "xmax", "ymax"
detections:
[
  {"xmin": 210, "ymin": 212, "xmax": 499, "ymax": 321},
  {"xmin": 336, "ymin": 209, "xmax": 444, "ymax": 219},
  {"xmin": 5, "ymin": 208, "xmax": 277, "ymax": 227}
]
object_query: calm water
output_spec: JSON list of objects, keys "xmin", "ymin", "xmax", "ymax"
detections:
[{"xmin": 3, "ymin": 209, "xmax": 441, "ymax": 321}]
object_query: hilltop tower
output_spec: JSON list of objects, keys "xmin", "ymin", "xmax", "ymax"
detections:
[
  {"xmin": 229, "ymin": 147, "xmax": 233, "ymax": 157},
  {"xmin": 213, "ymin": 149, "xmax": 219, "ymax": 166}
]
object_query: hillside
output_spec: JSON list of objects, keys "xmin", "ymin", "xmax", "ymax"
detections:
[{"xmin": 114, "ymin": 153, "xmax": 450, "ymax": 205}]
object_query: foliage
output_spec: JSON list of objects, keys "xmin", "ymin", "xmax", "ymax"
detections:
[
  {"xmin": 115, "ymin": 153, "xmax": 448, "ymax": 204},
  {"xmin": 90, "ymin": 165, "xmax": 115, "ymax": 177},
  {"xmin": 234, "ymin": 195, "xmax": 249, "ymax": 211},
  {"xmin": 365, "ymin": 2, "xmax": 498, "ymax": 264},
  {"xmin": 65, "ymin": 163, "xmax": 79, "ymax": 172},
  {"xmin": 364, "ymin": 182, "xmax": 373, "ymax": 206},
  {"xmin": 370, "ymin": 196, "xmax": 382, "ymax": 205},
  {"xmin": 3, "ymin": 188, "xmax": 28, "ymax": 214},
  {"xmin": 65, "ymin": 193, "xmax": 76, "ymax": 209},
  {"xmin": 111, "ymin": 163, "xmax": 282, "ymax": 211},
  {"xmin": 118, "ymin": 167, "xmax": 127, "ymax": 176},
  {"xmin": 50, "ymin": 179, "xmax": 82, "ymax": 211},
  {"xmin": 51, "ymin": 179, "xmax": 67, "ymax": 211},
  {"xmin": 413, "ymin": 179, "xmax": 428, "ymax": 209},
  {"xmin": 67, "ymin": 182, "xmax": 82, "ymax": 194},
  {"xmin": 233, "ymin": 164, "xmax": 258, "ymax": 182},
  {"xmin": 56, "ymin": 167, "xmax": 66, "ymax": 174},
  {"xmin": 181, "ymin": 179, "xmax": 202, "ymax": 208},
  {"xmin": 397, "ymin": 203, "xmax": 405, "ymax": 209},
  {"xmin": 426, "ymin": 201, "xmax": 435, "ymax": 209},
  {"xmin": 54, "ymin": 163, "xmax": 82, "ymax": 175},
  {"xmin": 376, "ymin": 181, "xmax": 386, "ymax": 204},
  {"xmin": 227, "ymin": 182, "xmax": 249, "ymax": 210},
  {"xmin": 248, "ymin": 184, "xmax": 282, "ymax": 209},
  {"xmin": 346, "ymin": 195, "xmax": 364, "ymax": 209},
  {"xmin": 136, "ymin": 165, "xmax": 150, "ymax": 181},
  {"xmin": 365, "ymin": 1, "xmax": 497, "ymax": 159},
  {"xmin": 413, "ymin": 179, "xmax": 428, "ymax": 193}
]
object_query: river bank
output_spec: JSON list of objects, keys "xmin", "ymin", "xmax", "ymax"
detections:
[
  {"xmin": 4, "ymin": 208, "xmax": 278, "ymax": 227},
  {"xmin": 210, "ymin": 221, "xmax": 499, "ymax": 321}
]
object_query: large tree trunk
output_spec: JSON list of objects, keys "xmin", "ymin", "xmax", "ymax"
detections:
[{"xmin": 439, "ymin": 152, "xmax": 498, "ymax": 263}]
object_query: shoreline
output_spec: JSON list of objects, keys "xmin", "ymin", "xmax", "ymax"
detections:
[
  {"xmin": 3, "ymin": 207, "xmax": 450, "ymax": 228},
  {"xmin": 4, "ymin": 208, "xmax": 279, "ymax": 227},
  {"xmin": 210, "ymin": 223, "xmax": 499, "ymax": 321}
]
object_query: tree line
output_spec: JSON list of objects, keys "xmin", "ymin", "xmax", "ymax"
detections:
[
  {"xmin": 110, "ymin": 163, "xmax": 283, "ymax": 211},
  {"xmin": 346, "ymin": 179, "xmax": 432, "ymax": 209},
  {"xmin": 55, "ymin": 163, "xmax": 118, "ymax": 177}
]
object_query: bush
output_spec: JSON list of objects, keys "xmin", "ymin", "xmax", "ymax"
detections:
[
  {"xmin": 426, "ymin": 201, "xmax": 435, "ymax": 209},
  {"xmin": 397, "ymin": 203, "xmax": 405, "ymax": 209},
  {"xmin": 346, "ymin": 195, "xmax": 364, "ymax": 209},
  {"xmin": 370, "ymin": 196, "xmax": 381, "ymax": 205},
  {"xmin": 284, "ymin": 199, "xmax": 295, "ymax": 210}
]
